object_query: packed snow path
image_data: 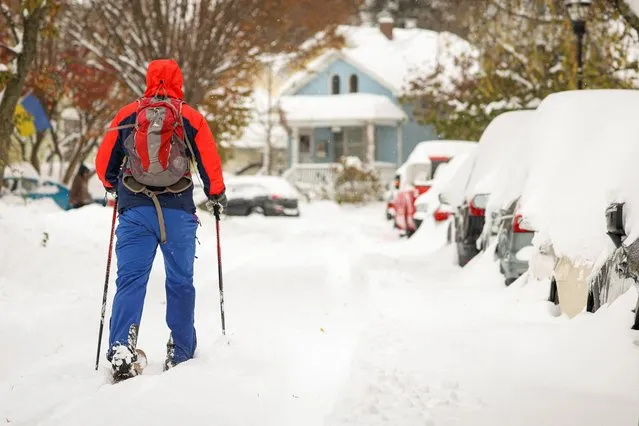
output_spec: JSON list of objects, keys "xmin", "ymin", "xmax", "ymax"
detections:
[{"xmin": 1, "ymin": 200, "xmax": 638, "ymax": 426}]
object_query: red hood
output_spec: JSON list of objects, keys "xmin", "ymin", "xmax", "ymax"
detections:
[{"xmin": 144, "ymin": 59, "xmax": 184, "ymax": 99}]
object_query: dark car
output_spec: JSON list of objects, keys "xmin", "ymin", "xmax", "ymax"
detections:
[
  {"xmin": 447, "ymin": 192, "xmax": 488, "ymax": 266},
  {"xmin": 588, "ymin": 202, "xmax": 639, "ymax": 330},
  {"xmin": 201, "ymin": 176, "xmax": 300, "ymax": 217},
  {"xmin": 493, "ymin": 198, "xmax": 535, "ymax": 286}
]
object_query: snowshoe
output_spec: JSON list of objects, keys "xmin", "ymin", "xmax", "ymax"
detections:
[{"xmin": 110, "ymin": 346, "xmax": 147, "ymax": 383}]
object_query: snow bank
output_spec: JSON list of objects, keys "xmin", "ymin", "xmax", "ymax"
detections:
[{"xmin": 520, "ymin": 90, "xmax": 639, "ymax": 261}]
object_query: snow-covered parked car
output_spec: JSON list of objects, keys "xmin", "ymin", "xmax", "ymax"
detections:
[
  {"xmin": 2, "ymin": 163, "xmax": 72, "ymax": 210},
  {"xmin": 493, "ymin": 197, "xmax": 535, "ymax": 286},
  {"xmin": 519, "ymin": 89, "xmax": 639, "ymax": 321},
  {"xmin": 391, "ymin": 140, "xmax": 475, "ymax": 237},
  {"xmin": 413, "ymin": 151, "xmax": 475, "ymax": 229},
  {"xmin": 440, "ymin": 110, "xmax": 535, "ymax": 266},
  {"xmin": 196, "ymin": 175, "xmax": 301, "ymax": 217}
]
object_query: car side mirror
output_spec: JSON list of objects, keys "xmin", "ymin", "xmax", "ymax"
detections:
[
  {"xmin": 606, "ymin": 202, "xmax": 626, "ymax": 248},
  {"xmin": 438, "ymin": 193, "xmax": 449, "ymax": 205}
]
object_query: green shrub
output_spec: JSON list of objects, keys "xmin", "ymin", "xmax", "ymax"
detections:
[{"xmin": 334, "ymin": 157, "xmax": 382, "ymax": 204}]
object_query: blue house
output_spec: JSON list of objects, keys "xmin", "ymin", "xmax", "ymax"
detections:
[{"xmin": 277, "ymin": 19, "xmax": 468, "ymax": 183}]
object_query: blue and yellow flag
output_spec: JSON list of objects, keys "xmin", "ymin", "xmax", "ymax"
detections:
[
  {"xmin": 14, "ymin": 103, "xmax": 36, "ymax": 137},
  {"xmin": 13, "ymin": 93, "xmax": 50, "ymax": 137}
]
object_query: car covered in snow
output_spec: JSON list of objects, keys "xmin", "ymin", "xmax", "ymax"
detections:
[
  {"xmin": 196, "ymin": 175, "xmax": 301, "ymax": 217},
  {"xmin": 2, "ymin": 163, "xmax": 74, "ymax": 210},
  {"xmin": 441, "ymin": 110, "xmax": 535, "ymax": 266},
  {"xmin": 518, "ymin": 90, "xmax": 639, "ymax": 322},
  {"xmin": 414, "ymin": 152, "xmax": 475, "ymax": 230},
  {"xmin": 391, "ymin": 140, "xmax": 475, "ymax": 237},
  {"xmin": 493, "ymin": 197, "xmax": 535, "ymax": 286}
]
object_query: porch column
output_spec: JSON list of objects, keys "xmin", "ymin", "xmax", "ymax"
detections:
[
  {"xmin": 291, "ymin": 126, "xmax": 299, "ymax": 165},
  {"xmin": 396, "ymin": 123, "xmax": 404, "ymax": 166},
  {"xmin": 366, "ymin": 122, "xmax": 375, "ymax": 165}
]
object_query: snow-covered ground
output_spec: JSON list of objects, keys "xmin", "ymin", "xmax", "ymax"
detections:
[{"xmin": 0, "ymin": 200, "xmax": 637, "ymax": 426}]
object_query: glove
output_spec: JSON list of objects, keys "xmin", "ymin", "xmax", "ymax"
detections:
[
  {"xmin": 207, "ymin": 191, "xmax": 228, "ymax": 214},
  {"xmin": 104, "ymin": 185, "xmax": 117, "ymax": 195}
]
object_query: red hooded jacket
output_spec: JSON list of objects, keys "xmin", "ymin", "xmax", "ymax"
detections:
[{"xmin": 95, "ymin": 60, "xmax": 225, "ymax": 212}]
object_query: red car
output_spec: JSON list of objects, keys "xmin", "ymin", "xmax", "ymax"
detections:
[{"xmin": 392, "ymin": 160, "xmax": 433, "ymax": 237}]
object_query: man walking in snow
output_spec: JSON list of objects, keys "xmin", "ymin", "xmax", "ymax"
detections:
[{"xmin": 95, "ymin": 59, "xmax": 227, "ymax": 381}]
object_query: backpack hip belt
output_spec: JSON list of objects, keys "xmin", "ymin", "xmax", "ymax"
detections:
[{"xmin": 122, "ymin": 175, "xmax": 192, "ymax": 244}]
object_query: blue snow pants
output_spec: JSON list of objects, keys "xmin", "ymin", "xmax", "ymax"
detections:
[{"xmin": 108, "ymin": 206, "xmax": 199, "ymax": 364}]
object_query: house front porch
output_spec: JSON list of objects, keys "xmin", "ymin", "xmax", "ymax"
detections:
[{"xmin": 278, "ymin": 93, "xmax": 407, "ymax": 186}]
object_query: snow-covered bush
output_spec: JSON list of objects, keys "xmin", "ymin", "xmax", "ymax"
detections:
[{"xmin": 333, "ymin": 157, "xmax": 382, "ymax": 204}]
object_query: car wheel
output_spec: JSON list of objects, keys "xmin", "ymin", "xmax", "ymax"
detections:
[
  {"xmin": 505, "ymin": 277, "xmax": 516, "ymax": 286},
  {"xmin": 586, "ymin": 291, "xmax": 595, "ymax": 313},
  {"xmin": 446, "ymin": 223, "xmax": 452, "ymax": 244},
  {"xmin": 456, "ymin": 244, "xmax": 470, "ymax": 267},
  {"xmin": 548, "ymin": 277, "xmax": 559, "ymax": 305},
  {"xmin": 632, "ymin": 296, "xmax": 639, "ymax": 331}
]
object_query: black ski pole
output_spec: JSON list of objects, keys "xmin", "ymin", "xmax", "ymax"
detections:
[
  {"xmin": 214, "ymin": 204, "xmax": 226, "ymax": 335},
  {"xmin": 95, "ymin": 197, "xmax": 118, "ymax": 370}
]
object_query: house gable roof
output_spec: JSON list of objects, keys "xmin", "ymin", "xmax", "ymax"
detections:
[{"xmin": 279, "ymin": 25, "xmax": 473, "ymax": 97}]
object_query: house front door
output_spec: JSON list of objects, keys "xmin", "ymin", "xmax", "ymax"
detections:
[
  {"xmin": 333, "ymin": 127, "xmax": 365, "ymax": 162},
  {"xmin": 299, "ymin": 130, "xmax": 312, "ymax": 163}
]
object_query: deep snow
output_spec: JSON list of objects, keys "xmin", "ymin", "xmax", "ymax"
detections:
[{"xmin": 0, "ymin": 199, "xmax": 637, "ymax": 426}]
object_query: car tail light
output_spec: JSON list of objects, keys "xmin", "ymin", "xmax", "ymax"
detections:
[
  {"xmin": 469, "ymin": 194, "xmax": 488, "ymax": 217},
  {"xmin": 513, "ymin": 213, "xmax": 533, "ymax": 233},
  {"xmin": 433, "ymin": 208, "xmax": 451, "ymax": 222},
  {"xmin": 415, "ymin": 185, "xmax": 431, "ymax": 196},
  {"xmin": 271, "ymin": 194, "xmax": 281, "ymax": 200}
]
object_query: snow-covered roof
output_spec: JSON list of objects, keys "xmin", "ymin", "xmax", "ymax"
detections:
[
  {"xmin": 280, "ymin": 25, "xmax": 473, "ymax": 96},
  {"xmin": 278, "ymin": 93, "xmax": 406, "ymax": 127}
]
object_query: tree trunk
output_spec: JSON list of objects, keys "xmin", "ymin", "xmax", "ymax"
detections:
[
  {"xmin": 30, "ymin": 131, "xmax": 46, "ymax": 174},
  {"xmin": 0, "ymin": 5, "xmax": 48, "ymax": 191},
  {"xmin": 62, "ymin": 137, "xmax": 88, "ymax": 185}
]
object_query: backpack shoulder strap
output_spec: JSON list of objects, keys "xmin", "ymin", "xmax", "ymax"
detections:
[
  {"xmin": 106, "ymin": 99, "xmax": 143, "ymax": 132},
  {"xmin": 178, "ymin": 101, "xmax": 198, "ymax": 162}
]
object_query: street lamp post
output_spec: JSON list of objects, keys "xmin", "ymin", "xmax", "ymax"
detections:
[{"xmin": 565, "ymin": 0, "xmax": 592, "ymax": 90}]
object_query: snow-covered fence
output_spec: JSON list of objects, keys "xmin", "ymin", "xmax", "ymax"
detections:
[
  {"xmin": 283, "ymin": 161, "xmax": 396, "ymax": 201},
  {"xmin": 283, "ymin": 162, "xmax": 396, "ymax": 187}
]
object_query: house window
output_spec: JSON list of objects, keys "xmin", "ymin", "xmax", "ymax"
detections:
[
  {"xmin": 349, "ymin": 75, "xmax": 358, "ymax": 93},
  {"xmin": 299, "ymin": 132, "xmax": 312, "ymax": 163},
  {"xmin": 315, "ymin": 140, "xmax": 328, "ymax": 159},
  {"xmin": 331, "ymin": 75, "xmax": 340, "ymax": 95}
]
